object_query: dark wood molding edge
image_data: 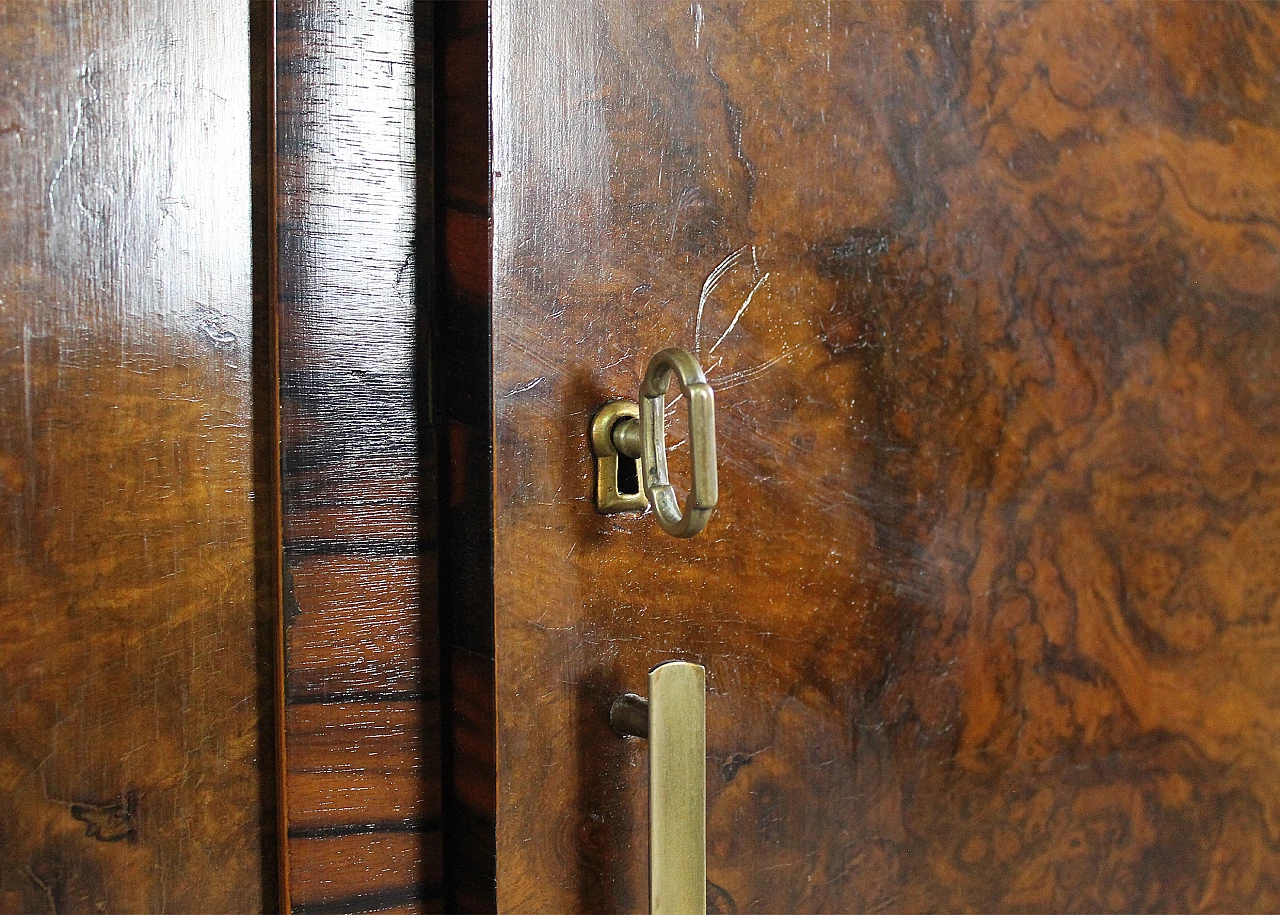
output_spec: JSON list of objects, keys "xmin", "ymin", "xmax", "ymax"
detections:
[{"xmin": 272, "ymin": 1, "xmax": 441, "ymax": 912}]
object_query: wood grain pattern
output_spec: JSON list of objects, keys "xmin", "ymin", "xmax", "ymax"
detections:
[
  {"xmin": 432, "ymin": 4, "xmax": 496, "ymax": 912},
  {"xmin": 275, "ymin": 1, "xmax": 441, "ymax": 912},
  {"xmin": 284, "ymin": 702, "xmax": 430, "ymax": 833},
  {"xmin": 289, "ymin": 830, "xmax": 441, "ymax": 911},
  {"xmin": 285, "ymin": 556, "xmax": 429, "ymax": 702},
  {"xmin": 490, "ymin": 2, "xmax": 1280, "ymax": 912},
  {"xmin": 0, "ymin": 1, "xmax": 272, "ymax": 911}
]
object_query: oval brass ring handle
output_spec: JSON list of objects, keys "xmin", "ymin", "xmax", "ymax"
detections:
[
  {"xmin": 638, "ymin": 348, "xmax": 718, "ymax": 538},
  {"xmin": 602, "ymin": 347, "xmax": 718, "ymax": 538}
]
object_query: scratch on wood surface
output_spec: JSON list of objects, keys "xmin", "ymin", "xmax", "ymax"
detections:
[
  {"xmin": 695, "ymin": 244, "xmax": 750, "ymax": 358},
  {"xmin": 708, "ymin": 272, "xmax": 769, "ymax": 355},
  {"xmin": 46, "ymin": 62, "xmax": 92, "ymax": 207},
  {"xmin": 25, "ymin": 866, "xmax": 55, "ymax": 915},
  {"xmin": 504, "ymin": 376, "xmax": 546, "ymax": 397}
]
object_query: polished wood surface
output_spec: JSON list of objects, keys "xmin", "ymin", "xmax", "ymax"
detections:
[
  {"xmin": 0, "ymin": 2, "xmax": 271, "ymax": 911},
  {"xmin": 432, "ymin": 3, "xmax": 496, "ymax": 911},
  {"xmin": 275, "ymin": 1, "xmax": 441, "ymax": 911},
  {"xmin": 490, "ymin": 2, "xmax": 1280, "ymax": 911}
]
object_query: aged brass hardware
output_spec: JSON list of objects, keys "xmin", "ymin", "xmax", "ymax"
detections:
[
  {"xmin": 590, "ymin": 347, "xmax": 718, "ymax": 538},
  {"xmin": 610, "ymin": 661, "xmax": 706, "ymax": 915},
  {"xmin": 591, "ymin": 399, "xmax": 648, "ymax": 514},
  {"xmin": 609, "ymin": 691, "xmax": 650, "ymax": 739}
]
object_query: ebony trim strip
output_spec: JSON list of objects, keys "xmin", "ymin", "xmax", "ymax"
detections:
[{"xmin": 286, "ymin": 817, "xmax": 440, "ymax": 841}]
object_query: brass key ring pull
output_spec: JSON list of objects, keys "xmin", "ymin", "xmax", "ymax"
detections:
[{"xmin": 591, "ymin": 347, "xmax": 719, "ymax": 538}]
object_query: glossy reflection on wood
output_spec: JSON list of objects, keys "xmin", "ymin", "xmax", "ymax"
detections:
[
  {"xmin": 491, "ymin": 2, "xmax": 1280, "ymax": 912},
  {"xmin": 274, "ymin": 1, "xmax": 441, "ymax": 912},
  {"xmin": 0, "ymin": 2, "xmax": 270, "ymax": 911}
]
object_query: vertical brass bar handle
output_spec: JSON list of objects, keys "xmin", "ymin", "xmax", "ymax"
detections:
[{"xmin": 648, "ymin": 661, "xmax": 706, "ymax": 915}]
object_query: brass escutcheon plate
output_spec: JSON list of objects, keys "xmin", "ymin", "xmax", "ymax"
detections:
[{"xmin": 590, "ymin": 399, "xmax": 648, "ymax": 514}]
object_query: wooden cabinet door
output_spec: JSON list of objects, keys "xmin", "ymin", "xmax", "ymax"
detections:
[
  {"xmin": 481, "ymin": 2, "xmax": 1280, "ymax": 912},
  {"xmin": 0, "ymin": 2, "xmax": 272, "ymax": 911}
]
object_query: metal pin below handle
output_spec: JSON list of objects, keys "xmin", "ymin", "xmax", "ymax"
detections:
[{"xmin": 609, "ymin": 692, "xmax": 649, "ymax": 739}]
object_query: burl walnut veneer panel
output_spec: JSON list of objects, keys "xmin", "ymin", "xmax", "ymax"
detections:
[
  {"xmin": 0, "ymin": 2, "xmax": 272, "ymax": 911},
  {"xmin": 491, "ymin": 2, "xmax": 1280, "ymax": 912}
]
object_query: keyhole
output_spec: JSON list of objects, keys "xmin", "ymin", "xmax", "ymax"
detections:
[{"xmin": 616, "ymin": 451, "xmax": 640, "ymax": 496}]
